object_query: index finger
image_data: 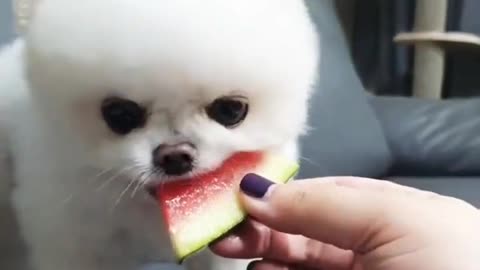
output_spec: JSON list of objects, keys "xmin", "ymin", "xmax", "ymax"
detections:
[{"xmin": 239, "ymin": 175, "xmax": 415, "ymax": 252}]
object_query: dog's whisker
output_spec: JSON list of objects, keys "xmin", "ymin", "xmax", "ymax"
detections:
[
  {"xmin": 130, "ymin": 173, "xmax": 143, "ymax": 199},
  {"xmin": 299, "ymin": 156, "xmax": 331, "ymax": 177},
  {"xmin": 59, "ymin": 193, "xmax": 74, "ymax": 207},
  {"xmin": 300, "ymin": 156, "xmax": 322, "ymax": 167},
  {"xmin": 142, "ymin": 170, "xmax": 156, "ymax": 186},
  {"xmin": 59, "ymin": 168, "xmax": 116, "ymax": 206},
  {"xmin": 87, "ymin": 167, "xmax": 115, "ymax": 185},
  {"xmin": 62, "ymin": 164, "xmax": 140, "ymax": 205},
  {"xmin": 131, "ymin": 170, "xmax": 148, "ymax": 198},
  {"xmin": 95, "ymin": 164, "xmax": 136, "ymax": 192},
  {"xmin": 138, "ymin": 169, "xmax": 157, "ymax": 192},
  {"xmin": 111, "ymin": 177, "xmax": 136, "ymax": 213}
]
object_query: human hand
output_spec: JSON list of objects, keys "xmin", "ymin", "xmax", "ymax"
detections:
[{"xmin": 211, "ymin": 175, "xmax": 480, "ymax": 270}]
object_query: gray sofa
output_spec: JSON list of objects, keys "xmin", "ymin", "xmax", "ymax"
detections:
[{"xmin": 300, "ymin": 0, "xmax": 480, "ymax": 207}]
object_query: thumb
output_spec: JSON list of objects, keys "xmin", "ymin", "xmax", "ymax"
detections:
[{"xmin": 239, "ymin": 174, "xmax": 411, "ymax": 252}]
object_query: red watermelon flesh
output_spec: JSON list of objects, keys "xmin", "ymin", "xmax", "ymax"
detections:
[{"xmin": 156, "ymin": 152, "xmax": 298, "ymax": 262}]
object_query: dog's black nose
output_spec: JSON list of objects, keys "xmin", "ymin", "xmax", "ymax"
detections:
[{"xmin": 152, "ymin": 143, "xmax": 195, "ymax": 176}]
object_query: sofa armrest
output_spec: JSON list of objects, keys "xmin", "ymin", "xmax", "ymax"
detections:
[{"xmin": 369, "ymin": 96, "xmax": 480, "ymax": 176}]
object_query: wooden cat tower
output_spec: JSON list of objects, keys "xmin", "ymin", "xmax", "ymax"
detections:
[{"xmin": 395, "ymin": 0, "xmax": 480, "ymax": 99}]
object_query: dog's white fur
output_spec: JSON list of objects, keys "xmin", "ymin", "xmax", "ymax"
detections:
[{"xmin": 0, "ymin": 0, "xmax": 319, "ymax": 269}]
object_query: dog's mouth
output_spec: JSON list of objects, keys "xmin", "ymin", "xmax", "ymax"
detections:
[
  {"xmin": 142, "ymin": 170, "xmax": 198, "ymax": 200},
  {"xmin": 143, "ymin": 159, "xmax": 227, "ymax": 200},
  {"xmin": 144, "ymin": 172, "xmax": 199, "ymax": 200},
  {"xmin": 144, "ymin": 151, "xmax": 262, "ymax": 201}
]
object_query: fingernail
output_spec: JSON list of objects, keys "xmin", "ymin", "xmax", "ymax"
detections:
[{"xmin": 240, "ymin": 173, "xmax": 275, "ymax": 198}]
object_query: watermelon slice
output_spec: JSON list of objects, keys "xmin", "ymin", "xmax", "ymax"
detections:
[{"xmin": 156, "ymin": 151, "xmax": 298, "ymax": 262}]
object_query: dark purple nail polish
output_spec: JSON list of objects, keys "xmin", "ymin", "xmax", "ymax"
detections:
[{"xmin": 240, "ymin": 173, "xmax": 275, "ymax": 198}]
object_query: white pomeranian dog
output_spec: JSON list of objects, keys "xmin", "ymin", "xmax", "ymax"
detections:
[{"xmin": 0, "ymin": 0, "xmax": 319, "ymax": 269}]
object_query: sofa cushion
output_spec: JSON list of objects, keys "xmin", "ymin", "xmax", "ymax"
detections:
[
  {"xmin": 371, "ymin": 96, "xmax": 480, "ymax": 177},
  {"xmin": 298, "ymin": 0, "xmax": 392, "ymax": 179},
  {"xmin": 389, "ymin": 177, "xmax": 480, "ymax": 207}
]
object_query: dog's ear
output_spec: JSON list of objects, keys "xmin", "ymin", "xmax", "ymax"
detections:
[{"xmin": 12, "ymin": 0, "xmax": 40, "ymax": 35}]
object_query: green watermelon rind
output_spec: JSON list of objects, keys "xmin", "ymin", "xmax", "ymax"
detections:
[{"xmin": 173, "ymin": 156, "xmax": 299, "ymax": 263}]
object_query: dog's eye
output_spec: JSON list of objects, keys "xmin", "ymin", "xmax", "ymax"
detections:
[
  {"xmin": 206, "ymin": 97, "xmax": 249, "ymax": 127},
  {"xmin": 101, "ymin": 97, "xmax": 147, "ymax": 135}
]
